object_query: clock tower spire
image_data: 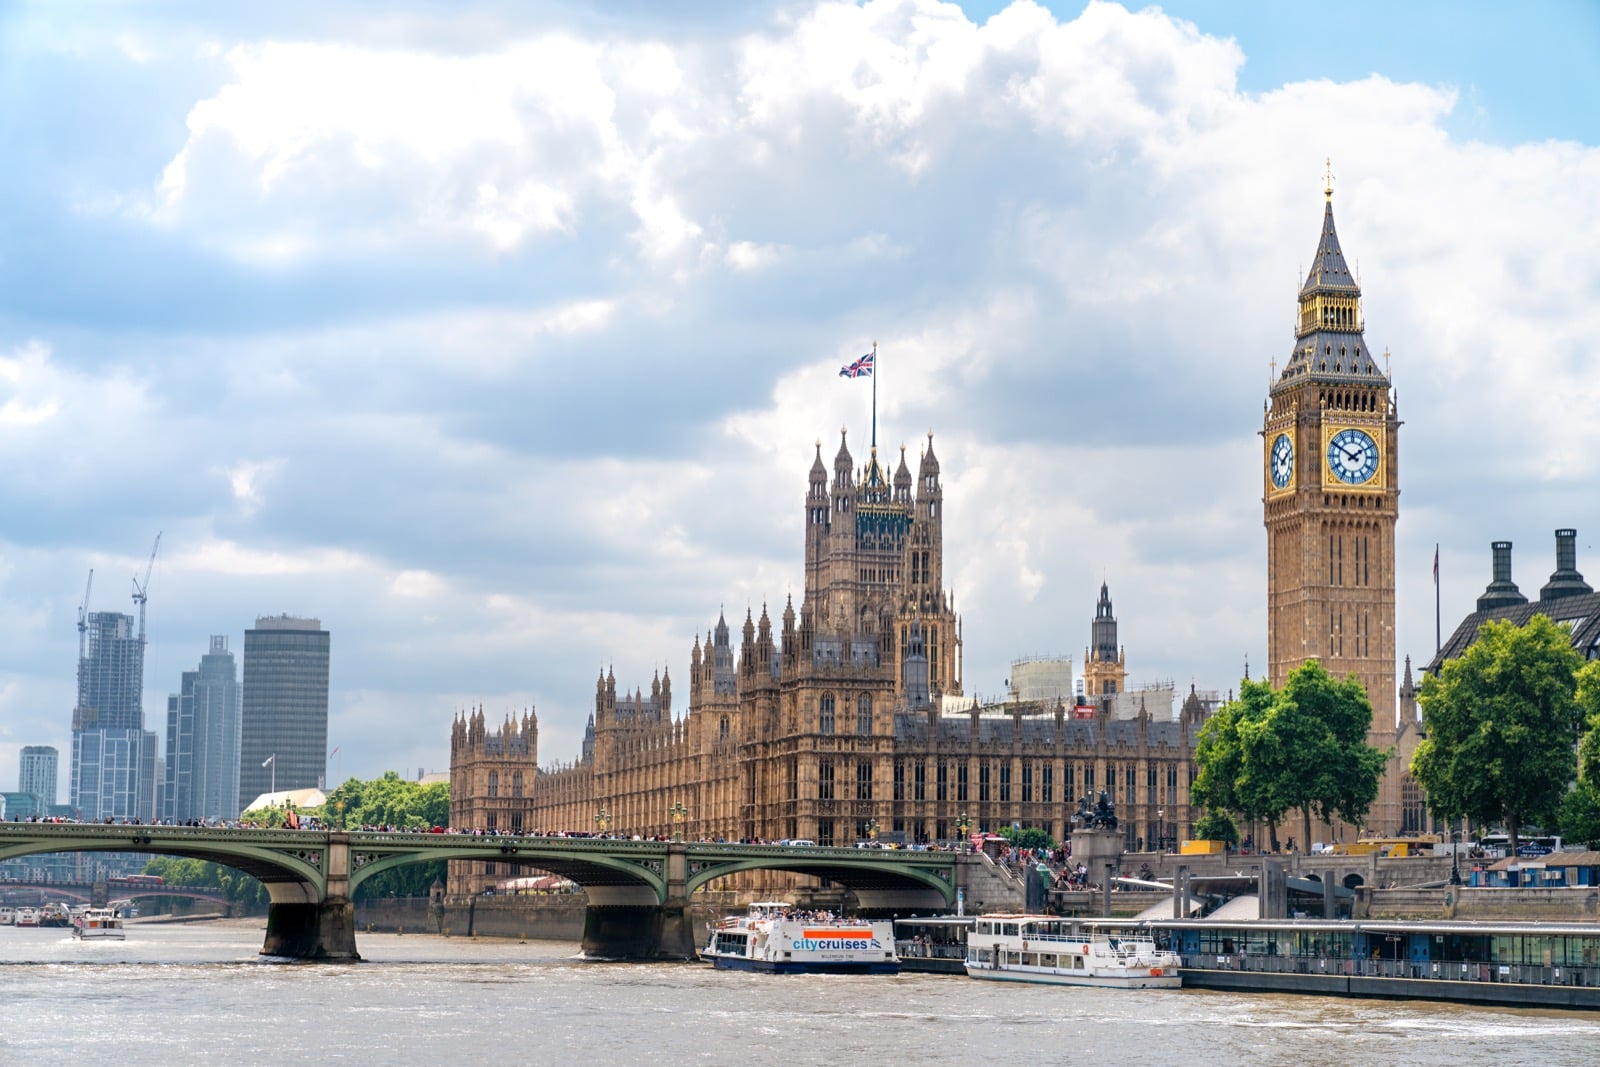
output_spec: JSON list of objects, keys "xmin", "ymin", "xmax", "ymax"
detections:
[{"xmin": 1263, "ymin": 169, "xmax": 1405, "ymax": 832}]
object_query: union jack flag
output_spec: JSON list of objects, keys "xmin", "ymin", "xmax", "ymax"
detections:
[{"xmin": 839, "ymin": 351, "xmax": 874, "ymax": 378}]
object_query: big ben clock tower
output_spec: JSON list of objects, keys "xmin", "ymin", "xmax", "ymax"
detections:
[{"xmin": 1263, "ymin": 166, "xmax": 1404, "ymax": 831}]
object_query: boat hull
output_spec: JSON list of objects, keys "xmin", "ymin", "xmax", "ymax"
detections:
[
  {"xmin": 965, "ymin": 964, "xmax": 1180, "ymax": 989},
  {"xmin": 709, "ymin": 954, "xmax": 898, "ymax": 975}
]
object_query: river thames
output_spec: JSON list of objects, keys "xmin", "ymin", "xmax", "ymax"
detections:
[{"xmin": 4, "ymin": 920, "xmax": 1599, "ymax": 1066}]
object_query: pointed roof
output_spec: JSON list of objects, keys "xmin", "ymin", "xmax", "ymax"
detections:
[
  {"xmin": 863, "ymin": 445, "xmax": 888, "ymax": 488},
  {"xmin": 1300, "ymin": 188, "xmax": 1359, "ymax": 296},
  {"xmin": 894, "ymin": 445, "xmax": 912, "ymax": 487},
  {"xmin": 919, "ymin": 431, "xmax": 940, "ymax": 476},
  {"xmin": 1275, "ymin": 173, "xmax": 1387, "ymax": 389}
]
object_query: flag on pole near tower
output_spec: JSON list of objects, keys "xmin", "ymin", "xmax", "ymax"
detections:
[
  {"xmin": 262, "ymin": 755, "xmax": 275, "ymax": 768},
  {"xmin": 839, "ymin": 350, "xmax": 875, "ymax": 378},
  {"xmin": 1433, "ymin": 545, "xmax": 1439, "ymax": 585}
]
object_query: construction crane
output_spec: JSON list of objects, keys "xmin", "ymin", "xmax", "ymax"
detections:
[
  {"xmin": 131, "ymin": 531, "xmax": 162, "ymax": 642},
  {"xmin": 77, "ymin": 568, "xmax": 94, "ymax": 661}
]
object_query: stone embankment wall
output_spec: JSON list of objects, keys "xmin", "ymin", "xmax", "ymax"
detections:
[
  {"xmin": 354, "ymin": 891, "xmax": 747, "ymax": 943},
  {"xmin": 1362, "ymin": 886, "xmax": 1600, "ymax": 922}
]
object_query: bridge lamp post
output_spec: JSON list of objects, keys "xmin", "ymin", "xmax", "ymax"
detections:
[
  {"xmin": 1157, "ymin": 808, "xmax": 1165, "ymax": 854},
  {"xmin": 594, "ymin": 806, "xmax": 612, "ymax": 838},
  {"xmin": 865, "ymin": 818, "xmax": 879, "ymax": 843},
  {"xmin": 956, "ymin": 811, "xmax": 971, "ymax": 852},
  {"xmin": 669, "ymin": 802, "xmax": 689, "ymax": 842}
]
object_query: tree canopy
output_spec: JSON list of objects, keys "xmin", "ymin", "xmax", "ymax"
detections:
[
  {"xmin": 1559, "ymin": 659, "xmax": 1600, "ymax": 847},
  {"xmin": 1412, "ymin": 615, "xmax": 1587, "ymax": 852},
  {"xmin": 1191, "ymin": 661, "xmax": 1388, "ymax": 849}
]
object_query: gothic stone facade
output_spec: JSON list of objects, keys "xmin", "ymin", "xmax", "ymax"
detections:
[
  {"xmin": 449, "ymin": 434, "xmax": 1208, "ymax": 893},
  {"xmin": 1262, "ymin": 179, "xmax": 1423, "ymax": 836}
]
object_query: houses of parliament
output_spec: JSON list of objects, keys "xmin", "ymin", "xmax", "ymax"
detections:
[{"xmin": 449, "ymin": 180, "xmax": 1426, "ymax": 890}]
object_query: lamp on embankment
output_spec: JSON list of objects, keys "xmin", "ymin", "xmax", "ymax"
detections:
[
  {"xmin": 669, "ymin": 802, "xmax": 689, "ymax": 842},
  {"xmin": 594, "ymin": 806, "xmax": 611, "ymax": 837},
  {"xmin": 956, "ymin": 811, "xmax": 971, "ymax": 852}
]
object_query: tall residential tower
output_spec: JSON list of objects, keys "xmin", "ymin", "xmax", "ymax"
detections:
[
  {"xmin": 163, "ymin": 636, "xmax": 241, "ymax": 823},
  {"xmin": 70, "ymin": 611, "xmax": 158, "ymax": 821},
  {"xmin": 19, "ymin": 745, "xmax": 59, "ymax": 806},
  {"xmin": 237, "ymin": 616, "xmax": 330, "ymax": 811}
]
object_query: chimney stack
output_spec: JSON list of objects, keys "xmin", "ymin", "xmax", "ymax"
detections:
[
  {"xmin": 1476, "ymin": 540, "xmax": 1529, "ymax": 612},
  {"xmin": 1539, "ymin": 528, "xmax": 1592, "ymax": 601}
]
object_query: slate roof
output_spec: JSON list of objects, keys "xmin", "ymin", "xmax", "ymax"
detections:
[
  {"xmin": 1274, "ymin": 194, "xmax": 1388, "ymax": 388},
  {"xmin": 1425, "ymin": 537, "xmax": 1600, "ymax": 673}
]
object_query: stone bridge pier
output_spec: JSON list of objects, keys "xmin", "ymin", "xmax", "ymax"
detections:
[
  {"xmin": 580, "ymin": 843, "xmax": 697, "ymax": 961},
  {"xmin": 261, "ymin": 834, "xmax": 360, "ymax": 961}
]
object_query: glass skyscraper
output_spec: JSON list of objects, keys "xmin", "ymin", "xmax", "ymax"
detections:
[
  {"xmin": 70, "ymin": 611, "xmax": 158, "ymax": 822},
  {"xmin": 19, "ymin": 745, "xmax": 59, "ymax": 807},
  {"xmin": 163, "ymin": 636, "xmax": 241, "ymax": 823}
]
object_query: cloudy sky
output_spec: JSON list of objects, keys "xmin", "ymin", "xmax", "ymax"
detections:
[{"xmin": 3, "ymin": 0, "xmax": 1597, "ymax": 800}]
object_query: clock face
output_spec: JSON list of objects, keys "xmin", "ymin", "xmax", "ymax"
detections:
[
  {"xmin": 1326, "ymin": 427, "xmax": 1379, "ymax": 485},
  {"xmin": 1270, "ymin": 433, "xmax": 1294, "ymax": 490}
]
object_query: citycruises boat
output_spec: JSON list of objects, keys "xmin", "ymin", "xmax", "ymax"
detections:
[
  {"xmin": 39, "ymin": 902, "xmax": 72, "ymax": 928},
  {"xmin": 12, "ymin": 907, "xmax": 40, "ymax": 928},
  {"xmin": 72, "ymin": 908, "xmax": 127, "ymax": 940},
  {"xmin": 0, "ymin": 906, "xmax": 15, "ymax": 926},
  {"xmin": 965, "ymin": 915, "xmax": 1182, "ymax": 989},
  {"xmin": 703, "ymin": 902, "xmax": 898, "ymax": 974}
]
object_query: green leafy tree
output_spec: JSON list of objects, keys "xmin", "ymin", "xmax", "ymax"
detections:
[
  {"xmin": 997, "ymin": 826, "xmax": 1053, "ymax": 851},
  {"xmin": 1193, "ymin": 663, "xmax": 1387, "ymax": 850},
  {"xmin": 1276, "ymin": 660, "xmax": 1390, "ymax": 846},
  {"xmin": 320, "ymin": 772, "xmax": 451, "ymax": 899},
  {"xmin": 1191, "ymin": 810, "xmax": 1238, "ymax": 846},
  {"xmin": 1191, "ymin": 676, "xmax": 1276, "ymax": 836},
  {"xmin": 1561, "ymin": 661, "xmax": 1600, "ymax": 848},
  {"xmin": 1413, "ymin": 615, "xmax": 1586, "ymax": 854}
]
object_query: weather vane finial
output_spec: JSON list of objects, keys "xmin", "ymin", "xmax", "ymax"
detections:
[{"xmin": 1323, "ymin": 157, "xmax": 1334, "ymax": 201}]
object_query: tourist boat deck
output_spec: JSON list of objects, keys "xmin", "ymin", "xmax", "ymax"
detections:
[
  {"xmin": 965, "ymin": 914, "xmax": 1182, "ymax": 988},
  {"xmin": 703, "ymin": 902, "xmax": 898, "ymax": 974},
  {"xmin": 72, "ymin": 908, "xmax": 127, "ymax": 940},
  {"xmin": 894, "ymin": 915, "xmax": 973, "ymax": 974}
]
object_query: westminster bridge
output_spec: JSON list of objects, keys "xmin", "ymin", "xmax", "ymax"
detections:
[{"xmin": 0, "ymin": 823, "xmax": 960, "ymax": 960}]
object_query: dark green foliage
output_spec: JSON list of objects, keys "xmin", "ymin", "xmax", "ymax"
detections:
[
  {"xmin": 1192, "ymin": 662, "xmax": 1388, "ymax": 849},
  {"xmin": 1413, "ymin": 616, "xmax": 1586, "ymax": 854},
  {"xmin": 1192, "ymin": 810, "xmax": 1238, "ymax": 845},
  {"xmin": 997, "ymin": 825, "xmax": 1054, "ymax": 850}
]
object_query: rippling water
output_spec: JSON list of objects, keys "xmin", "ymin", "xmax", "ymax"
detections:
[{"xmin": 4, "ymin": 921, "xmax": 1599, "ymax": 1066}]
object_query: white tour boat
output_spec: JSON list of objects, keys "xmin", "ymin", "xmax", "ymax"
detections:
[
  {"xmin": 12, "ymin": 907, "xmax": 41, "ymax": 928},
  {"xmin": 965, "ymin": 915, "xmax": 1182, "ymax": 989},
  {"xmin": 0, "ymin": 906, "xmax": 15, "ymax": 926},
  {"xmin": 703, "ymin": 902, "xmax": 898, "ymax": 974},
  {"xmin": 73, "ymin": 908, "xmax": 127, "ymax": 940}
]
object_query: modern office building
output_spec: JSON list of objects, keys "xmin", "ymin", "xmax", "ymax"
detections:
[
  {"xmin": 70, "ymin": 611, "xmax": 158, "ymax": 822},
  {"xmin": 18, "ymin": 745, "xmax": 59, "ymax": 807},
  {"xmin": 163, "ymin": 636, "xmax": 242, "ymax": 823},
  {"xmin": 237, "ymin": 616, "xmax": 330, "ymax": 812}
]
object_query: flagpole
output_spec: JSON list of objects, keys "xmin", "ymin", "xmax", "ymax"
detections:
[
  {"xmin": 1434, "ymin": 543, "xmax": 1441, "ymax": 655},
  {"xmin": 871, "ymin": 340, "xmax": 878, "ymax": 451}
]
